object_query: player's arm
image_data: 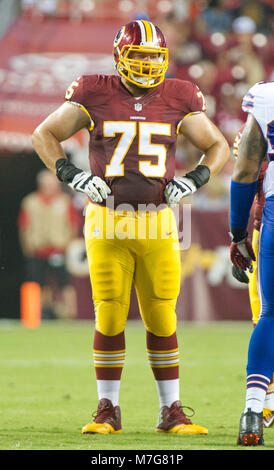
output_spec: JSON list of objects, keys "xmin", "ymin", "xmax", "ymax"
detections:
[
  {"xmin": 32, "ymin": 102, "xmax": 111, "ymax": 203},
  {"xmin": 179, "ymin": 112, "xmax": 230, "ymax": 177},
  {"xmin": 32, "ymin": 101, "xmax": 90, "ymax": 171},
  {"xmin": 232, "ymin": 113, "xmax": 267, "ymax": 183},
  {"xmin": 230, "ymin": 113, "xmax": 267, "ymax": 270},
  {"xmin": 165, "ymin": 112, "xmax": 230, "ymax": 205}
]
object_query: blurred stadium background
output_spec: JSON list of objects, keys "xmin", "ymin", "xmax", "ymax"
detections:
[{"xmin": 0, "ymin": 0, "xmax": 273, "ymax": 325}]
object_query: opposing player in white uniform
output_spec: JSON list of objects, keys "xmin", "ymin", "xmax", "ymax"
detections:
[{"xmin": 230, "ymin": 81, "xmax": 274, "ymax": 446}]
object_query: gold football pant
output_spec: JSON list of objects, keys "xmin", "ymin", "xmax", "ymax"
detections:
[
  {"xmin": 248, "ymin": 228, "xmax": 260, "ymax": 325},
  {"xmin": 84, "ymin": 203, "xmax": 181, "ymax": 337}
]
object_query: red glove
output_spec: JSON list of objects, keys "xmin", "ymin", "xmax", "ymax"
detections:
[{"xmin": 230, "ymin": 236, "xmax": 256, "ymax": 271}]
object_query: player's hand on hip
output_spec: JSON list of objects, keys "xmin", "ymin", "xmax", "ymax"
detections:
[
  {"xmin": 68, "ymin": 172, "xmax": 111, "ymax": 203},
  {"xmin": 230, "ymin": 236, "xmax": 256, "ymax": 272},
  {"xmin": 164, "ymin": 176, "xmax": 197, "ymax": 205},
  {"xmin": 55, "ymin": 158, "xmax": 111, "ymax": 203},
  {"xmin": 164, "ymin": 165, "xmax": 210, "ymax": 206}
]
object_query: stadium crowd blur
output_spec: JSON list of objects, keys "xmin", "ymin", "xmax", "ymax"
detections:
[{"xmin": 19, "ymin": 0, "xmax": 274, "ymax": 212}]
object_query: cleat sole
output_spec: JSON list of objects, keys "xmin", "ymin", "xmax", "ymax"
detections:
[
  {"xmin": 156, "ymin": 424, "xmax": 208, "ymax": 435},
  {"xmin": 82, "ymin": 422, "xmax": 122, "ymax": 434},
  {"xmin": 237, "ymin": 433, "xmax": 264, "ymax": 446}
]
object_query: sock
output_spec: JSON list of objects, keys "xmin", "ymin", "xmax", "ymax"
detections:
[
  {"xmin": 155, "ymin": 379, "xmax": 180, "ymax": 408},
  {"xmin": 245, "ymin": 374, "xmax": 270, "ymax": 413},
  {"xmin": 93, "ymin": 329, "xmax": 125, "ymax": 406},
  {"xmin": 146, "ymin": 331, "xmax": 180, "ymax": 408},
  {"xmin": 97, "ymin": 379, "xmax": 120, "ymax": 407}
]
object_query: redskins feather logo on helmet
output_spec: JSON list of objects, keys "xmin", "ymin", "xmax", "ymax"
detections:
[{"xmin": 113, "ymin": 20, "xmax": 169, "ymax": 88}]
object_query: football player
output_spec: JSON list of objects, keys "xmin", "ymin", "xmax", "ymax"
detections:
[
  {"xmin": 32, "ymin": 20, "xmax": 230, "ymax": 435},
  {"xmin": 232, "ymin": 127, "xmax": 274, "ymax": 429},
  {"xmin": 230, "ymin": 81, "xmax": 274, "ymax": 446}
]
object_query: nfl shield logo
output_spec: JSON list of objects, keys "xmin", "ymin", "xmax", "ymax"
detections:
[{"xmin": 134, "ymin": 102, "xmax": 142, "ymax": 112}]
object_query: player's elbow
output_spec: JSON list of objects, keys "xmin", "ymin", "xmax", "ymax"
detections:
[
  {"xmin": 32, "ymin": 123, "xmax": 56, "ymax": 154},
  {"xmin": 32, "ymin": 124, "xmax": 44, "ymax": 151},
  {"xmin": 205, "ymin": 135, "xmax": 230, "ymax": 177},
  {"xmin": 218, "ymin": 136, "xmax": 230, "ymax": 163},
  {"xmin": 208, "ymin": 133, "xmax": 230, "ymax": 161},
  {"xmin": 232, "ymin": 166, "xmax": 259, "ymax": 183},
  {"xmin": 215, "ymin": 136, "xmax": 230, "ymax": 173}
]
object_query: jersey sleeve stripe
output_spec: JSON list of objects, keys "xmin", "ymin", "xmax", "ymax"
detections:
[
  {"xmin": 68, "ymin": 101, "xmax": 95, "ymax": 131},
  {"xmin": 242, "ymin": 92, "xmax": 254, "ymax": 112},
  {"xmin": 242, "ymin": 100, "xmax": 254, "ymax": 107},
  {"xmin": 176, "ymin": 112, "xmax": 202, "ymax": 134}
]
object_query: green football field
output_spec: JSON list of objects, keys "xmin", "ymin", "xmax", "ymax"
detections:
[{"xmin": 0, "ymin": 319, "xmax": 273, "ymax": 452}]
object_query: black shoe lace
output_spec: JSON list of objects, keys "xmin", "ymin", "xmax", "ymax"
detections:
[
  {"xmin": 92, "ymin": 402, "xmax": 113, "ymax": 421},
  {"xmin": 169, "ymin": 404, "xmax": 195, "ymax": 424}
]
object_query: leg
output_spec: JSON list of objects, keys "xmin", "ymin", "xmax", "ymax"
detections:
[
  {"xmin": 248, "ymin": 228, "xmax": 274, "ymax": 426},
  {"xmin": 82, "ymin": 204, "xmax": 134, "ymax": 434},
  {"xmin": 238, "ymin": 223, "xmax": 274, "ymax": 445},
  {"xmin": 246, "ymin": 224, "xmax": 274, "ymax": 407},
  {"xmin": 134, "ymin": 208, "xmax": 207, "ymax": 434}
]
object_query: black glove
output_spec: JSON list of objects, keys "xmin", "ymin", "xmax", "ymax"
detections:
[
  {"xmin": 164, "ymin": 165, "xmax": 210, "ymax": 205},
  {"xmin": 56, "ymin": 158, "xmax": 111, "ymax": 203},
  {"xmin": 231, "ymin": 265, "xmax": 249, "ymax": 284}
]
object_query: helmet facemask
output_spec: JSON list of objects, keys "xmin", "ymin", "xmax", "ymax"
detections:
[{"xmin": 116, "ymin": 44, "xmax": 168, "ymax": 88}]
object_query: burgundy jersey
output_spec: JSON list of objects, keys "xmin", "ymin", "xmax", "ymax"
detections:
[{"xmin": 65, "ymin": 74, "xmax": 205, "ymax": 209}]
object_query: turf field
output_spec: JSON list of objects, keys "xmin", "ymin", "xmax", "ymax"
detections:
[{"xmin": 0, "ymin": 319, "xmax": 273, "ymax": 452}]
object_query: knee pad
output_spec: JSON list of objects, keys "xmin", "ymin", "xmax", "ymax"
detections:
[
  {"xmin": 95, "ymin": 299, "xmax": 128, "ymax": 337},
  {"xmin": 142, "ymin": 300, "xmax": 177, "ymax": 337}
]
